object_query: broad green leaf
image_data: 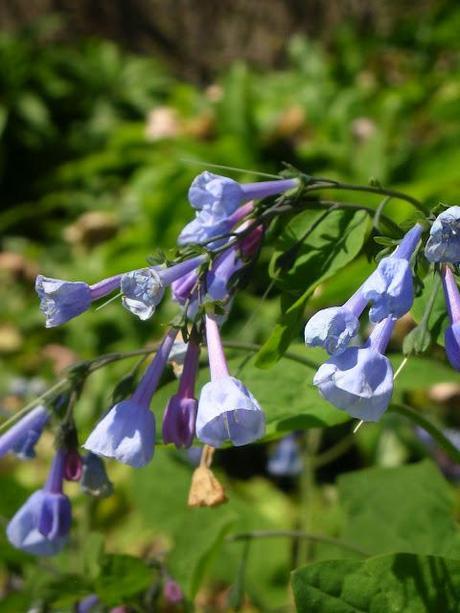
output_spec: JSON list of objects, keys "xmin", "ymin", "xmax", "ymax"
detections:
[
  {"xmin": 338, "ymin": 460, "xmax": 460, "ymax": 558},
  {"xmin": 257, "ymin": 209, "xmax": 370, "ymax": 367},
  {"xmin": 292, "ymin": 553, "xmax": 460, "ymax": 613},
  {"xmin": 271, "ymin": 208, "xmax": 370, "ymax": 293}
]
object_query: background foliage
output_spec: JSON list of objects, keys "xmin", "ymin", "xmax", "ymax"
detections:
[{"xmin": 1, "ymin": 5, "xmax": 460, "ymax": 610}]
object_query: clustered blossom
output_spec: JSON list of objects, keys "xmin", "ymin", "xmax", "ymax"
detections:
[
  {"xmin": 306, "ymin": 223, "xmax": 424, "ymax": 422},
  {"xmin": 4, "ymin": 168, "xmax": 460, "ymax": 565},
  {"xmin": 2, "ymin": 171, "xmax": 297, "ymax": 558}
]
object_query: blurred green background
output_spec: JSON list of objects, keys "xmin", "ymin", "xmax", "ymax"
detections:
[{"xmin": 1, "ymin": 2, "xmax": 460, "ymax": 610}]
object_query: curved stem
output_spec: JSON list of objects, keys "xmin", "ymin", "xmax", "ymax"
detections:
[
  {"xmin": 390, "ymin": 402, "xmax": 460, "ymax": 464},
  {"xmin": 304, "ymin": 180, "xmax": 425, "ymax": 212},
  {"xmin": 226, "ymin": 530, "xmax": 368, "ymax": 557}
]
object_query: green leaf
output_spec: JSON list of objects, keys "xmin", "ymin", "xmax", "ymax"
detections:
[
  {"xmin": 411, "ymin": 273, "xmax": 447, "ymax": 346},
  {"xmin": 257, "ymin": 209, "xmax": 370, "ymax": 368},
  {"xmin": 292, "ymin": 553, "xmax": 460, "ymax": 613},
  {"xmin": 338, "ymin": 460, "xmax": 460, "ymax": 558},
  {"xmin": 95, "ymin": 554, "xmax": 152, "ymax": 606}
]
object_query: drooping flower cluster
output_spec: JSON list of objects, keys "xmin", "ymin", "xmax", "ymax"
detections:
[
  {"xmin": 3, "ymin": 171, "xmax": 298, "ymax": 557},
  {"xmin": 305, "ymin": 223, "xmax": 424, "ymax": 421},
  {"xmin": 306, "ymin": 206, "xmax": 460, "ymax": 422}
]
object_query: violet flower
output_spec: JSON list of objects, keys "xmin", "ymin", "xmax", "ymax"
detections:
[
  {"xmin": 178, "ymin": 200, "xmax": 254, "ymax": 247},
  {"xmin": 7, "ymin": 449, "xmax": 71, "ymax": 556},
  {"xmin": 83, "ymin": 329, "xmax": 178, "ymax": 467},
  {"xmin": 163, "ymin": 340, "xmax": 200, "ymax": 448},
  {"xmin": 313, "ymin": 316, "xmax": 395, "ymax": 421},
  {"xmin": 267, "ymin": 434, "xmax": 303, "ymax": 477},
  {"xmin": 441, "ymin": 265, "xmax": 460, "ymax": 370},
  {"xmin": 425, "ymin": 206, "xmax": 460, "ymax": 264},
  {"xmin": 36, "ymin": 274, "xmax": 121, "ymax": 327},
  {"xmin": 121, "ymin": 254, "xmax": 207, "ymax": 320},
  {"xmin": 304, "ymin": 289, "xmax": 367, "ymax": 355},
  {"xmin": 163, "ymin": 578, "xmax": 184, "ymax": 604},
  {"xmin": 362, "ymin": 224, "xmax": 423, "ymax": 323},
  {"xmin": 196, "ymin": 316, "xmax": 265, "ymax": 446},
  {"xmin": 0, "ymin": 405, "xmax": 49, "ymax": 460}
]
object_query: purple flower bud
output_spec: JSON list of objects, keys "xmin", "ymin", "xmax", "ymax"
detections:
[
  {"xmin": 163, "ymin": 578, "xmax": 184, "ymax": 604},
  {"xmin": 81, "ymin": 452, "xmax": 113, "ymax": 498},
  {"xmin": 121, "ymin": 255, "xmax": 206, "ymax": 320},
  {"xmin": 313, "ymin": 317, "xmax": 395, "ymax": 421},
  {"xmin": 267, "ymin": 434, "xmax": 303, "ymax": 477},
  {"xmin": 7, "ymin": 449, "xmax": 71, "ymax": 556},
  {"xmin": 196, "ymin": 316, "xmax": 265, "ymax": 447},
  {"xmin": 0, "ymin": 405, "xmax": 49, "ymax": 460},
  {"xmin": 76, "ymin": 595, "xmax": 100, "ymax": 613},
  {"xmin": 441, "ymin": 265, "xmax": 460, "ymax": 370},
  {"xmin": 171, "ymin": 270, "xmax": 198, "ymax": 304},
  {"xmin": 163, "ymin": 341, "xmax": 200, "ymax": 448},
  {"xmin": 64, "ymin": 449, "xmax": 83, "ymax": 481},
  {"xmin": 425, "ymin": 206, "xmax": 460, "ymax": 264},
  {"xmin": 362, "ymin": 224, "xmax": 422, "ymax": 323},
  {"xmin": 304, "ymin": 290, "xmax": 367, "ymax": 355},
  {"xmin": 83, "ymin": 329, "xmax": 178, "ymax": 467},
  {"xmin": 36, "ymin": 274, "xmax": 121, "ymax": 327}
]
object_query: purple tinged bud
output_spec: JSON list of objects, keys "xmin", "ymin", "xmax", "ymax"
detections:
[
  {"xmin": 362, "ymin": 225, "xmax": 422, "ymax": 323},
  {"xmin": 313, "ymin": 317, "xmax": 395, "ymax": 421},
  {"xmin": 441, "ymin": 266, "xmax": 460, "ymax": 370},
  {"xmin": 0, "ymin": 405, "xmax": 49, "ymax": 460},
  {"xmin": 7, "ymin": 449, "xmax": 71, "ymax": 556},
  {"xmin": 163, "ymin": 341, "xmax": 200, "ymax": 448},
  {"xmin": 163, "ymin": 578, "xmax": 184, "ymax": 604},
  {"xmin": 304, "ymin": 290, "xmax": 367, "ymax": 355},
  {"xmin": 171, "ymin": 270, "xmax": 198, "ymax": 304},
  {"xmin": 267, "ymin": 434, "xmax": 303, "ymax": 477},
  {"xmin": 64, "ymin": 449, "xmax": 83, "ymax": 481},
  {"xmin": 76, "ymin": 595, "xmax": 100, "ymax": 613},
  {"xmin": 36, "ymin": 274, "xmax": 121, "ymax": 327},
  {"xmin": 425, "ymin": 206, "xmax": 460, "ymax": 264},
  {"xmin": 83, "ymin": 329, "xmax": 178, "ymax": 467},
  {"xmin": 196, "ymin": 316, "xmax": 265, "ymax": 447}
]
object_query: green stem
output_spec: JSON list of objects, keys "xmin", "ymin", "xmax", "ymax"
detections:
[
  {"xmin": 227, "ymin": 530, "xmax": 368, "ymax": 557},
  {"xmin": 390, "ymin": 402, "xmax": 460, "ymax": 464},
  {"xmin": 304, "ymin": 179, "xmax": 425, "ymax": 212}
]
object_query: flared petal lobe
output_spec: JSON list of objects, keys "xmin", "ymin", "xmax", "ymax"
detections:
[
  {"xmin": 7, "ymin": 490, "xmax": 70, "ymax": 556},
  {"xmin": 313, "ymin": 346, "xmax": 394, "ymax": 421},
  {"xmin": 304, "ymin": 307, "xmax": 360, "ymax": 355},
  {"xmin": 83, "ymin": 400, "xmax": 155, "ymax": 468},
  {"xmin": 35, "ymin": 275, "xmax": 92, "ymax": 327},
  {"xmin": 425, "ymin": 206, "xmax": 460, "ymax": 264},
  {"xmin": 121, "ymin": 268, "xmax": 164, "ymax": 320},
  {"xmin": 196, "ymin": 376, "xmax": 265, "ymax": 447}
]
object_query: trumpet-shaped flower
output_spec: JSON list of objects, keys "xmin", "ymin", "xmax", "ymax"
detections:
[
  {"xmin": 162, "ymin": 341, "xmax": 200, "ymax": 448},
  {"xmin": 425, "ymin": 206, "xmax": 460, "ymax": 264},
  {"xmin": 196, "ymin": 316, "xmax": 265, "ymax": 446},
  {"xmin": 83, "ymin": 329, "xmax": 178, "ymax": 467},
  {"xmin": 36, "ymin": 274, "xmax": 121, "ymax": 327},
  {"xmin": 189, "ymin": 172, "xmax": 298, "ymax": 214},
  {"xmin": 7, "ymin": 449, "xmax": 71, "ymax": 556},
  {"xmin": 0, "ymin": 405, "xmax": 49, "ymax": 460},
  {"xmin": 441, "ymin": 265, "xmax": 460, "ymax": 370},
  {"xmin": 313, "ymin": 317, "xmax": 395, "ymax": 421},
  {"xmin": 304, "ymin": 290, "xmax": 367, "ymax": 355},
  {"xmin": 121, "ymin": 255, "xmax": 206, "ymax": 320},
  {"xmin": 362, "ymin": 224, "xmax": 422, "ymax": 323}
]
